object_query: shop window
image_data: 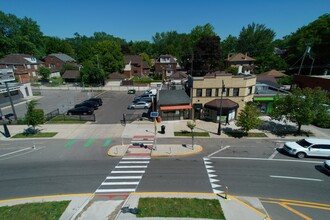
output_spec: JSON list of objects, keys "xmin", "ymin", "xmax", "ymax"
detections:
[
  {"xmin": 215, "ymin": 88, "xmax": 219, "ymax": 97},
  {"xmin": 233, "ymin": 88, "xmax": 239, "ymax": 96},
  {"xmin": 206, "ymin": 88, "xmax": 212, "ymax": 97},
  {"xmin": 196, "ymin": 89, "xmax": 202, "ymax": 97}
]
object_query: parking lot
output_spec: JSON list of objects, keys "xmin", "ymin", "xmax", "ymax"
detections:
[{"xmin": 1, "ymin": 89, "xmax": 151, "ymax": 124}]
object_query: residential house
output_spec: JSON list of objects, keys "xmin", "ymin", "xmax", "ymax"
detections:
[
  {"xmin": 62, "ymin": 70, "xmax": 80, "ymax": 83},
  {"xmin": 0, "ymin": 54, "xmax": 43, "ymax": 83},
  {"xmin": 188, "ymin": 71, "xmax": 256, "ymax": 122},
  {"xmin": 154, "ymin": 55, "xmax": 177, "ymax": 79},
  {"xmin": 225, "ymin": 53, "xmax": 255, "ymax": 74},
  {"xmin": 123, "ymin": 55, "xmax": 150, "ymax": 78},
  {"xmin": 44, "ymin": 53, "xmax": 77, "ymax": 70}
]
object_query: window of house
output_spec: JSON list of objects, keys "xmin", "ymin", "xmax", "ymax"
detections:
[
  {"xmin": 196, "ymin": 89, "xmax": 202, "ymax": 97},
  {"xmin": 134, "ymin": 70, "xmax": 138, "ymax": 73},
  {"xmin": 215, "ymin": 88, "xmax": 219, "ymax": 97},
  {"xmin": 206, "ymin": 88, "xmax": 212, "ymax": 97},
  {"xmin": 248, "ymin": 86, "xmax": 252, "ymax": 95},
  {"xmin": 226, "ymin": 88, "xmax": 230, "ymax": 96},
  {"xmin": 13, "ymin": 65, "xmax": 17, "ymax": 69},
  {"xmin": 233, "ymin": 88, "xmax": 239, "ymax": 96}
]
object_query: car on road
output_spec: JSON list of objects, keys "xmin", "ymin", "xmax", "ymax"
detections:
[
  {"xmin": 134, "ymin": 94, "xmax": 153, "ymax": 102},
  {"xmin": 87, "ymin": 98, "xmax": 103, "ymax": 106},
  {"xmin": 283, "ymin": 138, "xmax": 330, "ymax": 158},
  {"xmin": 127, "ymin": 101, "xmax": 151, "ymax": 110},
  {"xmin": 67, "ymin": 106, "xmax": 94, "ymax": 115},
  {"xmin": 323, "ymin": 160, "xmax": 330, "ymax": 174},
  {"xmin": 75, "ymin": 100, "xmax": 99, "ymax": 110}
]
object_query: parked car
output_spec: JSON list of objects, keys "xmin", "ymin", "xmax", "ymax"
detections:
[
  {"xmin": 75, "ymin": 100, "xmax": 99, "ymax": 110},
  {"xmin": 323, "ymin": 160, "xmax": 330, "ymax": 173},
  {"xmin": 87, "ymin": 98, "xmax": 103, "ymax": 106},
  {"xmin": 67, "ymin": 106, "xmax": 94, "ymax": 115},
  {"xmin": 127, "ymin": 101, "xmax": 151, "ymax": 110},
  {"xmin": 134, "ymin": 96, "xmax": 153, "ymax": 103},
  {"xmin": 283, "ymin": 138, "xmax": 330, "ymax": 158},
  {"xmin": 134, "ymin": 94, "xmax": 153, "ymax": 102},
  {"xmin": 144, "ymin": 89, "xmax": 157, "ymax": 96}
]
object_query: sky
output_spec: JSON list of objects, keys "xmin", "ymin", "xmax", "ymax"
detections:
[{"xmin": 1, "ymin": 0, "xmax": 330, "ymax": 42}]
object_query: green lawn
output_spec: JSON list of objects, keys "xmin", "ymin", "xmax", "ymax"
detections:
[
  {"xmin": 174, "ymin": 131, "xmax": 210, "ymax": 137},
  {"xmin": 46, "ymin": 115, "xmax": 87, "ymax": 124},
  {"xmin": 225, "ymin": 132, "xmax": 268, "ymax": 138},
  {"xmin": 11, "ymin": 132, "xmax": 58, "ymax": 138},
  {"xmin": 137, "ymin": 198, "xmax": 225, "ymax": 219},
  {"xmin": 0, "ymin": 201, "xmax": 70, "ymax": 220}
]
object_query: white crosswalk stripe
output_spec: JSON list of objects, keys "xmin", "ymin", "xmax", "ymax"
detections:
[{"xmin": 203, "ymin": 157, "xmax": 224, "ymax": 194}]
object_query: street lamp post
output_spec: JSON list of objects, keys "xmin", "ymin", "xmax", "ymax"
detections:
[{"xmin": 217, "ymin": 80, "xmax": 225, "ymax": 135}]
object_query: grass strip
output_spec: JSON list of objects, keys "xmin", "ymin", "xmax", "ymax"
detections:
[
  {"xmin": 174, "ymin": 131, "xmax": 210, "ymax": 137},
  {"xmin": 137, "ymin": 198, "xmax": 225, "ymax": 219},
  {"xmin": 46, "ymin": 115, "xmax": 86, "ymax": 124},
  {"xmin": 225, "ymin": 132, "xmax": 267, "ymax": 138},
  {"xmin": 0, "ymin": 201, "xmax": 70, "ymax": 220},
  {"xmin": 11, "ymin": 132, "xmax": 58, "ymax": 138}
]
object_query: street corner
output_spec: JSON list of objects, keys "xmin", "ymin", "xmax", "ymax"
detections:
[
  {"xmin": 151, "ymin": 144, "xmax": 203, "ymax": 157},
  {"xmin": 107, "ymin": 145, "xmax": 128, "ymax": 157}
]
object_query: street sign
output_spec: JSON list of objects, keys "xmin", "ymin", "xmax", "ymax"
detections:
[
  {"xmin": 0, "ymin": 69, "xmax": 15, "ymax": 83},
  {"xmin": 150, "ymin": 111, "xmax": 159, "ymax": 117}
]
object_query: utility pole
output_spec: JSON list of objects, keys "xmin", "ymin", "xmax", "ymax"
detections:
[{"xmin": 298, "ymin": 46, "xmax": 311, "ymax": 75}]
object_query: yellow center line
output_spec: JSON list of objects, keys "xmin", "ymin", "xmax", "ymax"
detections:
[
  {"xmin": 279, "ymin": 202, "xmax": 312, "ymax": 220},
  {"xmin": 260, "ymin": 198, "xmax": 330, "ymax": 208},
  {"xmin": 284, "ymin": 202, "xmax": 330, "ymax": 211}
]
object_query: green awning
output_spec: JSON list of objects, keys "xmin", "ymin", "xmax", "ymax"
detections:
[{"xmin": 253, "ymin": 97, "xmax": 274, "ymax": 101}]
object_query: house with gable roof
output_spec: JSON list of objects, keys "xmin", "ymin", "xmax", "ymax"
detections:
[
  {"xmin": 154, "ymin": 55, "xmax": 178, "ymax": 79},
  {"xmin": 44, "ymin": 53, "xmax": 77, "ymax": 70},
  {"xmin": 225, "ymin": 53, "xmax": 255, "ymax": 74},
  {"xmin": 0, "ymin": 54, "xmax": 43, "ymax": 83},
  {"xmin": 123, "ymin": 55, "xmax": 150, "ymax": 78}
]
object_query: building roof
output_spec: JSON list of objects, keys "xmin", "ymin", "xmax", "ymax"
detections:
[
  {"xmin": 225, "ymin": 53, "xmax": 255, "ymax": 62},
  {"xmin": 124, "ymin": 55, "xmax": 142, "ymax": 64},
  {"xmin": 204, "ymin": 99, "xmax": 239, "ymax": 110},
  {"xmin": 48, "ymin": 53, "xmax": 76, "ymax": 63},
  {"xmin": 259, "ymin": 69, "xmax": 288, "ymax": 78},
  {"xmin": 62, "ymin": 70, "xmax": 80, "ymax": 79},
  {"xmin": 256, "ymin": 75, "xmax": 280, "ymax": 88},
  {"xmin": 108, "ymin": 72, "xmax": 126, "ymax": 80},
  {"xmin": 0, "ymin": 54, "xmax": 43, "ymax": 65},
  {"xmin": 158, "ymin": 90, "xmax": 190, "ymax": 106},
  {"xmin": 169, "ymin": 71, "xmax": 188, "ymax": 80},
  {"xmin": 157, "ymin": 54, "xmax": 177, "ymax": 63}
]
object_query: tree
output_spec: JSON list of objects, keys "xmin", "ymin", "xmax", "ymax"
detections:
[
  {"xmin": 270, "ymin": 87, "xmax": 329, "ymax": 133},
  {"xmin": 186, "ymin": 120, "xmax": 196, "ymax": 149},
  {"xmin": 80, "ymin": 60, "xmax": 105, "ymax": 85},
  {"xmin": 95, "ymin": 40, "xmax": 125, "ymax": 73},
  {"xmin": 38, "ymin": 66, "xmax": 51, "ymax": 80},
  {"xmin": 25, "ymin": 100, "xmax": 44, "ymax": 133},
  {"xmin": 221, "ymin": 35, "xmax": 238, "ymax": 59},
  {"xmin": 235, "ymin": 104, "xmax": 261, "ymax": 134}
]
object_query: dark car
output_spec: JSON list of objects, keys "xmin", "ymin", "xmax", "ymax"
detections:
[
  {"xmin": 75, "ymin": 100, "xmax": 99, "ymax": 110},
  {"xmin": 67, "ymin": 106, "xmax": 94, "ymax": 115},
  {"xmin": 87, "ymin": 98, "xmax": 103, "ymax": 106}
]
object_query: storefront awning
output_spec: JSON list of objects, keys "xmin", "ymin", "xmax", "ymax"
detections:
[{"xmin": 160, "ymin": 104, "xmax": 192, "ymax": 111}]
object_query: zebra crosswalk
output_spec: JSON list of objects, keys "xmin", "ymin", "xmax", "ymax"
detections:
[
  {"xmin": 203, "ymin": 157, "xmax": 224, "ymax": 194},
  {"xmin": 95, "ymin": 135, "xmax": 154, "ymax": 195}
]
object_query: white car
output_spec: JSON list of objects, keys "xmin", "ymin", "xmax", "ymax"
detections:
[
  {"xmin": 323, "ymin": 160, "xmax": 330, "ymax": 173},
  {"xmin": 283, "ymin": 138, "xmax": 330, "ymax": 159},
  {"xmin": 127, "ymin": 101, "xmax": 151, "ymax": 110}
]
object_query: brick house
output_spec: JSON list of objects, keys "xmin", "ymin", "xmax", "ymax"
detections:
[
  {"xmin": 0, "ymin": 54, "xmax": 43, "ymax": 83},
  {"xmin": 154, "ymin": 55, "xmax": 177, "ymax": 79},
  {"xmin": 123, "ymin": 55, "xmax": 150, "ymax": 78},
  {"xmin": 225, "ymin": 53, "xmax": 255, "ymax": 74},
  {"xmin": 44, "ymin": 53, "xmax": 77, "ymax": 70}
]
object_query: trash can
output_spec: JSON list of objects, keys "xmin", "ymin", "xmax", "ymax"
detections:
[{"xmin": 161, "ymin": 125, "xmax": 166, "ymax": 134}]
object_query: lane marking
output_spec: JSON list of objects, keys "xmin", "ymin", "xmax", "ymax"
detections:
[
  {"xmin": 101, "ymin": 182, "xmax": 139, "ymax": 185},
  {"xmin": 84, "ymin": 138, "xmax": 95, "ymax": 147},
  {"xmin": 115, "ymin": 165, "xmax": 148, "ymax": 169},
  {"xmin": 270, "ymin": 175, "xmax": 323, "ymax": 182},
  {"xmin": 111, "ymin": 170, "xmax": 145, "ymax": 174},
  {"xmin": 268, "ymin": 150, "xmax": 279, "ymax": 159},
  {"xmin": 103, "ymin": 138, "xmax": 112, "ymax": 147},
  {"xmin": 95, "ymin": 189, "xmax": 135, "ymax": 193},
  {"xmin": 106, "ymin": 176, "xmax": 142, "ymax": 180},
  {"xmin": 279, "ymin": 203, "xmax": 312, "ymax": 220},
  {"xmin": 260, "ymin": 197, "xmax": 330, "ymax": 208},
  {"xmin": 119, "ymin": 161, "xmax": 149, "ymax": 164},
  {"xmin": 122, "ymin": 157, "xmax": 150, "ymax": 160},
  {"xmin": 0, "ymin": 147, "xmax": 46, "ymax": 161},
  {"xmin": 207, "ymin": 146, "xmax": 231, "ymax": 157},
  {"xmin": 0, "ymin": 147, "xmax": 31, "ymax": 158},
  {"xmin": 211, "ymin": 157, "xmax": 323, "ymax": 164},
  {"xmin": 64, "ymin": 139, "xmax": 77, "ymax": 148}
]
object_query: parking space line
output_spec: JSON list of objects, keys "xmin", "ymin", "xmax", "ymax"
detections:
[
  {"xmin": 268, "ymin": 150, "xmax": 279, "ymax": 159},
  {"xmin": 207, "ymin": 146, "xmax": 230, "ymax": 157},
  {"xmin": 84, "ymin": 138, "xmax": 95, "ymax": 147},
  {"xmin": 64, "ymin": 139, "xmax": 77, "ymax": 148},
  {"xmin": 103, "ymin": 138, "xmax": 112, "ymax": 147},
  {"xmin": 0, "ymin": 147, "xmax": 31, "ymax": 158}
]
